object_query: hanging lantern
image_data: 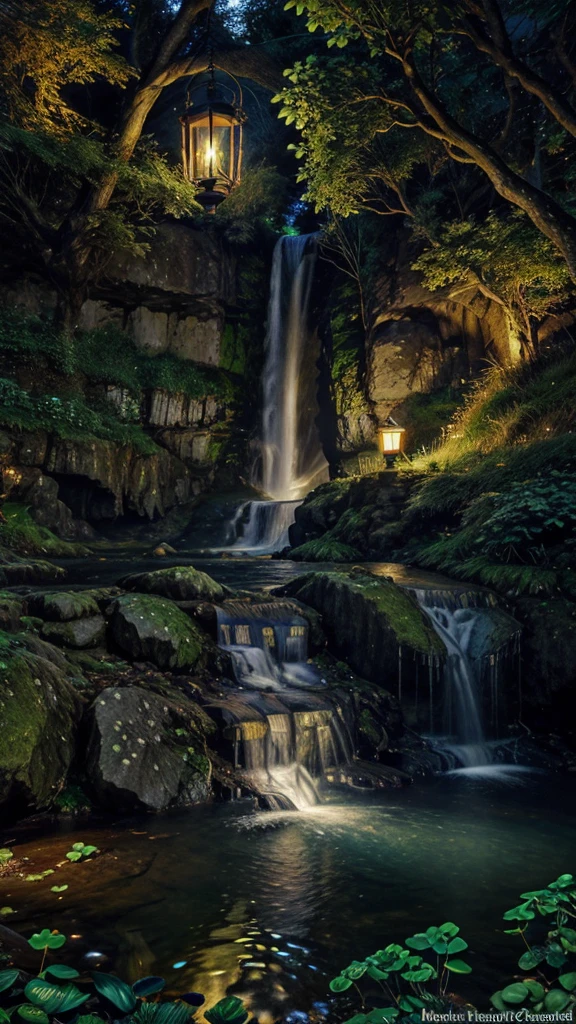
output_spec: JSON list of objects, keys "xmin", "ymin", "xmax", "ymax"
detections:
[
  {"xmin": 180, "ymin": 62, "xmax": 246, "ymax": 214},
  {"xmin": 377, "ymin": 418, "xmax": 406, "ymax": 468}
]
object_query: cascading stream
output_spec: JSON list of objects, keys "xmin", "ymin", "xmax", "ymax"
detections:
[
  {"xmin": 215, "ymin": 601, "xmax": 351, "ymax": 809},
  {"xmin": 228, "ymin": 499, "xmax": 303, "ymax": 554},
  {"xmin": 412, "ymin": 588, "xmax": 522, "ymax": 771}
]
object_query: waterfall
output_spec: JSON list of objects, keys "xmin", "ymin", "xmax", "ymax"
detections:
[
  {"xmin": 261, "ymin": 233, "xmax": 328, "ymax": 501},
  {"xmin": 215, "ymin": 600, "xmax": 352, "ymax": 809},
  {"xmin": 412, "ymin": 589, "xmax": 522, "ymax": 770},
  {"xmin": 216, "ymin": 600, "xmax": 325, "ymax": 691},
  {"xmin": 227, "ymin": 498, "xmax": 303, "ymax": 554}
]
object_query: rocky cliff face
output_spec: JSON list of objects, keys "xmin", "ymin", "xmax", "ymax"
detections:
[
  {"xmin": 80, "ymin": 223, "xmax": 236, "ymax": 367},
  {"xmin": 0, "ymin": 223, "xmax": 249, "ymax": 536}
]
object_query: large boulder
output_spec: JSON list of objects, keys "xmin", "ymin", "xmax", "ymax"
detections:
[
  {"xmin": 109, "ymin": 593, "xmax": 208, "ymax": 669},
  {"xmin": 0, "ymin": 638, "xmax": 82, "ymax": 813},
  {"xmin": 41, "ymin": 616, "xmax": 106, "ymax": 650},
  {"xmin": 118, "ymin": 565, "xmax": 225, "ymax": 603},
  {"xmin": 275, "ymin": 570, "xmax": 445, "ymax": 690},
  {"xmin": 0, "ymin": 549, "xmax": 65, "ymax": 586},
  {"xmin": 28, "ymin": 590, "xmax": 100, "ymax": 621},
  {"xmin": 86, "ymin": 685, "xmax": 211, "ymax": 811}
]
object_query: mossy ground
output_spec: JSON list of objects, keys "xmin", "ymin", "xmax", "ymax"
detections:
[
  {"xmin": 398, "ymin": 347, "xmax": 576, "ymax": 597},
  {"xmin": 1, "ymin": 503, "xmax": 91, "ymax": 558}
]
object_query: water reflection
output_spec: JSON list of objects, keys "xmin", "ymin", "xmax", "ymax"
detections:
[{"xmin": 2, "ymin": 777, "xmax": 575, "ymax": 1022}]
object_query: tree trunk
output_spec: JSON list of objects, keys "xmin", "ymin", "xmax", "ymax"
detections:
[{"xmin": 403, "ymin": 55, "xmax": 576, "ymax": 281}]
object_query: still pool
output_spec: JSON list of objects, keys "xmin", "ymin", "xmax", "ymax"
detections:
[{"xmin": 2, "ymin": 773, "xmax": 574, "ymax": 1022}]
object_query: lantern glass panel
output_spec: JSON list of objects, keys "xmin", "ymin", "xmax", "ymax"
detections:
[
  {"xmin": 382, "ymin": 429, "xmax": 401, "ymax": 452},
  {"xmin": 193, "ymin": 123, "xmax": 232, "ymax": 180}
]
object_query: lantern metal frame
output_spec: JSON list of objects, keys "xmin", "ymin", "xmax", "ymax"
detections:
[{"xmin": 180, "ymin": 61, "xmax": 246, "ymax": 213}]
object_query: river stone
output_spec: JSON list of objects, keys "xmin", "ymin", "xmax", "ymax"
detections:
[
  {"xmin": 28, "ymin": 590, "xmax": 100, "ymax": 622},
  {"xmin": 275, "ymin": 570, "xmax": 445, "ymax": 687},
  {"xmin": 118, "ymin": 565, "xmax": 225, "ymax": 603},
  {"xmin": 86, "ymin": 685, "xmax": 211, "ymax": 811},
  {"xmin": 41, "ymin": 615, "xmax": 106, "ymax": 650},
  {"xmin": 0, "ymin": 639, "xmax": 82, "ymax": 812},
  {"xmin": 109, "ymin": 593, "xmax": 207, "ymax": 669}
]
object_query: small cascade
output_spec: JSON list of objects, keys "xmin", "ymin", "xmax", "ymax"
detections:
[
  {"xmin": 214, "ymin": 600, "xmax": 352, "ymax": 809},
  {"xmin": 216, "ymin": 600, "xmax": 325, "ymax": 691},
  {"xmin": 227, "ymin": 499, "xmax": 302, "ymax": 554},
  {"xmin": 411, "ymin": 588, "xmax": 522, "ymax": 771},
  {"xmin": 221, "ymin": 699, "xmax": 352, "ymax": 811}
]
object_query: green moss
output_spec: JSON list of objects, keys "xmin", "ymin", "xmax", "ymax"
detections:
[
  {"xmin": 0, "ymin": 638, "xmax": 80, "ymax": 808},
  {"xmin": 359, "ymin": 707, "xmax": 381, "ymax": 746},
  {"xmin": 111, "ymin": 593, "xmax": 208, "ymax": 670},
  {"xmin": 0, "ymin": 378, "xmax": 160, "ymax": 454},
  {"xmin": 54, "ymin": 783, "xmax": 92, "ymax": 814},
  {"xmin": 337, "ymin": 571, "xmax": 444, "ymax": 654},
  {"xmin": 286, "ymin": 570, "xmax": 443, "ymax": 656},
  {"xmin": 28, "ymin": 590, "xmax": 100, "ymax": 621},
  {"xmin": 290, "ymin": 535, "xmax": 362, "ymax": 562},
  {"xmin": 1, "ymin": 503, "xmax": 91, "ymax": 557}
]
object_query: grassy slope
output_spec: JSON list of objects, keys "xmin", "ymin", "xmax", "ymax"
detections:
[{"xmin": 402, "ymin": 347, "xmax": 576, "ymax": 596}]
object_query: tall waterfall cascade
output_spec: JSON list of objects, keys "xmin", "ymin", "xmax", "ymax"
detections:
[
  {"xmin": 412, "ymin": 588, "xmax": 522, "ymax": 772},
  {"xmin": 261, "ymin": 233, "xmax": 328, "ymax": 501},
  {"xmin": 215, "ymin": 600, "xmax": 352, "ymax": 809},
  {"xmin": 226, "ymin": 234, "xmax": 328, "ymax": 554}
]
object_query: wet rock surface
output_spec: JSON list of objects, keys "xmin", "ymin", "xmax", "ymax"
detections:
[
  {"xmin": 109, "ymin": 593, "xmax": 209, "ymax": 670},
  {"xmin": 86, "ymin": 685, "xmax": 211, "ymax": 811},
  {"xmin": 41, "ymin": 615, "xmax": 106, "ymax": 649},
  {"xmin": 275, "ymin": 569, "xmax": 444, "ymax": 686},
  {"xmin": 118, "ymin": 565, "xmax": 226, "ymax": 603},
  {"xmin": 0, "ymin": 638, "xmax": 82, "ymax": 813}
]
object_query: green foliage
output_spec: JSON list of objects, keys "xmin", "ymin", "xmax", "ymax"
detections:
[
  {"xmin": 65, "ymin": 842, "xmax": 98, "ymax": 863},
  {"xmin": 465, "ymin": 472, "xmax": 576, "ymax": 562},
  {"xmin": 330, "ymin": 924, "xmax": 470, "ymax": 1024},
  {"xmin": 53, "ymin": 785, "xmax": 91, "ymax": 815},
  {"xmin": 0, "ymin": 850, "xmax": 13, "ymax": 866},
  {"xmin": 0, "ymin": 928, "xmax": 247, "ymax": 1024},
  {"xmin": 0, "ymin": 505, "xmax": 91, "ymax": 558},
  {"xmin": 0, "ymin": 310, "xmax": 234, "ymax": 402},
  {"xmin": 0, "ymin": 0, "xmax": 134, "ymax": 134},
  {"xmin": 402, "ymin": 348, "xmax": 576, "ymax": 595},
  {"xmin": 413, "ymin": 213, "xmax": 571, "ymax": 318},
  {"xmin": 0, "ymin": 378, "xmax": 158, "ymax": 455},
  {"xmin": 212, "ymin": 165, "xmax": 289, "ymax": 242},
  {"xmin": 491, "ymin": 874, "xmax": 576, "ymax": 1014},
  {"xmin": 290, "ymin": 536, "xmax": 363, "ymax": 562}
]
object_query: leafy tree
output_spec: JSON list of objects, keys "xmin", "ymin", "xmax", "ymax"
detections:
[
  {"xmin": 0, "ymin": 0, "xmax": 286, "ymax": 329},
  {"xmin": 274, "ymin": 0, "xmax": 576, "ymax": 281}
]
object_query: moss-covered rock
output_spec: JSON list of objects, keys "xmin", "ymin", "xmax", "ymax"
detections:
[
  {"xmin": 0, "ymin": 592, "xmax": 23, "ymax": 631},
  {"xmin": 275, "ymin": 570, "xmax": 444, "ymax": 688},
  {"xmin": 109, "ymin": 593, "xmax": 208, "ymax": 670},
  {"xmin": 290, "ymin": 536, "xmax": 362, "ymax": 562},
  {"xmin": 290, "ymin": 474, "xmax": 415, "ymax": 560},
  {"xmin": 117, "ymin": 565, "xmax": 225, "ymax": 602},
  {"xmin": 0, "ymin": 635, "xmax": 82, "ymax": 813},
  {"xmin": 0, "ymin": 548, "xmax": 66, "ymax": 586},
  {"xmin": 28, "ymin": 590, "xmax": 100, "ymax": 622},
  {"xmin": 86, "ymin": 685, "xmax": 211, "ymax": 811},
  {"xmin": 41, "ymin": 616, "xmax": 106, "ymax": 650}
]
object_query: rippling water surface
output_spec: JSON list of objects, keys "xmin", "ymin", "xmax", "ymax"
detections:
[{"xmin": 3, "ymin": 775, "xmax": 575, "ymax": 1022}]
